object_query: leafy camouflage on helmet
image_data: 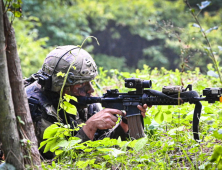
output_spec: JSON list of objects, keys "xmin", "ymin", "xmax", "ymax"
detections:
[{"xmin": 42, "ymin": 45, "xmax": 98, "ymax": 92}]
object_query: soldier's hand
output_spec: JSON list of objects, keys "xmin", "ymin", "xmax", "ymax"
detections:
[
  {"xmin": 137, "ymin": 104, "xmax": 151, "ymax": 118},
  {"xmin": 83, "ymin": 108, "xmax": 125, "ymax": 140}
]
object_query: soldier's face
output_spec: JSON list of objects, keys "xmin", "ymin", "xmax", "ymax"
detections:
[{"xmin": 65, "ymin": 82, "xmax": 94, "ymax": 97}]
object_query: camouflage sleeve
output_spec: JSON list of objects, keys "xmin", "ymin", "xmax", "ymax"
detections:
[{"xmin": 75, "ymin": 128, "xmax": 90, "ymax": 142}]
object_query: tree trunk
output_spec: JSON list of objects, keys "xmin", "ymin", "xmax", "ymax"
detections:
[
  {"xmin": 2, "ymin": 1, "xmax": 42, "ymax": 168},
  {"xmin": 0, "ymin": 1, "xmax": 24, "ymax": 169}
]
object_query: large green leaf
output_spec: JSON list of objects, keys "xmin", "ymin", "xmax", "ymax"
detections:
[
  {"xmin": 134, "ymin": 137, "xmax": 148, "ymax": 151},
  {"xmin": 43, "ymin": 124, "xmax": 59, "ymax": 139},
  {"xmin": 60, "ymin": 101, "xmax": 77, "ymax": 115},
  {"xmin": 210, "ymin": 145, "xmax": 222, "ymax": 162},
  {"xmin": 154, "ymin": 111, "xmax": 164, "ymax": 124},
  {"xmin": 63, "ymin": 94, "xmax": 77, "ymax": 102},
  {"xmin": 164, "ymin": 111, "xmax": 172, "ymax": 122}
]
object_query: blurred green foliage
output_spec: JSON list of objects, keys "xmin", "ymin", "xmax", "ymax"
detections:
[
  {"xmin": 13, "ymin": 16, "xmax": 51, "ymax": 77},
  {"xmin": 94, "ymin": 54, "xmax": 129, "ymax": 72},
  {"xmin": 14, "ymin": 0, "xmax": 222, "ymax": 76}
]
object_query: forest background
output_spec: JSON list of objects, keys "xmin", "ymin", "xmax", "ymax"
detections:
[{"xmin": 16, "ymin": 0, "xmax": 222, "ymax": 77}]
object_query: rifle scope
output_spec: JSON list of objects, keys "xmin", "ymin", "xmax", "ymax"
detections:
[{"xmin": 125, "ymin": 78, "xmax": 152, "ymax": 89}]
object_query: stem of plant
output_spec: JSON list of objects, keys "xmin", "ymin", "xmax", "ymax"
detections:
[{"xmin": 185, "ymin": 0, "xmax": 222, "ymax": 84}]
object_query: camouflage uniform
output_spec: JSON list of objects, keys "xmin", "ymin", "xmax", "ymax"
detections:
[{"xmin": 25, "ymin": 46, "xmax": 128, "ymax": 158}]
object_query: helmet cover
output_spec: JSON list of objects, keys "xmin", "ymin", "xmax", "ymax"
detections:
[{"xmin": 42, "ymin": 45, "xmax": 98, "ymax": 92}]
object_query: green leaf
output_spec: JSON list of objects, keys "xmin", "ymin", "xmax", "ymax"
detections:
[
  {"xmin": 57, "ymin": 72, "xmax": 65, "ymax": 77},
  {"xmin": 44, "ymin": 138, "xmax": 57, "ymax": 153},
  {"xmin": 197, "ymin": 1, "xmax": 211, "ymax": 10},
  {"xmin": 164, "ymin": 111, "xmax": 172, "ymax": 122},
  {"xmin": 12, "ymin": 3, "xmax": 20, "ymax": 8},
  {"xmin": 98, "ymin": 148, "xmax": 125, "ymax": 157},
  {"xmin": 68, "ymin": 138, "xmax": 82, "ymax": 148},
  {"xmin": 76, "ymin": 159, "xmax": 96, "ymax": 168},
  {"xmin": 154, "ymin": 111, "xmax": 164, "ymax": 124},
  {"xmin": 55, "ymin": 150, "xmax": 63, "ymax": 156},
  {"xmin": 190, "ymin": 8, "xmax": 195, "ymax": 13},
  {"xmin": 14, "ymin": 11, "xmax": 22, "ymax": 17},
  {"xmin": 102, "ymin": 155, "xmax": 112, "ymax": 160},
  {"xmin": 92, "ymin": 164, "xmax": 102, "ymax": 169},
  {"xmin": 210, "ymin": 145, "xmax": 222, "ymax": 162},
  {"xmin": 75, "ymin": 144, "xmax": 87, "ymax": 150},
  {"xmin": 63, "ymin": 94, "xmax": 77, "ymax": 102},
  {"xmin": 144, "ymin": 116, "xmax": 151, "ymax": 125},
  {"xmin": 51, "ymin": 137, "xmax": 81, "ymax": 152},
  {"xmin": 39, "ymin": 138, "xmax": 51, "ymax": 150},
  {"xmin": 212, "ymin": 131, "xmax": 222, "ymax": 140},
  {"xmin": 134, "ymin": 137, "xmax": 148, "ymax": 151},
  {"xmin": 128, "ymin": 140, "xmax": 137, "ymax": 148},
  {"xmin": 50, "ymin": 139, "xmax": 69, "ymax": 152},
  {"xmin": 137, "ymin": 164, "xmax": 145, "ymax": 167},
  {"xmin": 60, "ymin": 101, "xmax": 77, "ymax": 115},
  {"xmin": 84, "ymin": 148, "xmax": 93, "ymax": 152},
  {"xmin": 76, "ymin": 160, "xmax": 89, "ymax": 169},
  {"xmin": 51, "ymin": 161, "xmax": 56, "ymax": 168},
  {"xmin": 168, "ymin": 126, "xmax": 185, "ymax": 135},
  {"xmin": 204, "ymin": 106, "xmax": 214, "ymax": 114},
  {"xmin": 43, "ymin": 124, "xmax": 59, "ymax": 139},
  {"xmin": 109, "ymin": 148, "xmax": 125, "ymax": 157}
]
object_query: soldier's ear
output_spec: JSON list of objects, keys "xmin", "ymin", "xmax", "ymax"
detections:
[
  {"xmin": 62, "ymin": 86, "xmax": 71, "ymax": 96},
  {"xmin": 64, "ymin": 86, "xmax": 70, "ymax": 92}
]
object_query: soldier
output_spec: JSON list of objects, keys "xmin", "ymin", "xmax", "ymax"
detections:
[{"xmin": 25, "ymin": 45, "xmax": 147, "ymax": 158}]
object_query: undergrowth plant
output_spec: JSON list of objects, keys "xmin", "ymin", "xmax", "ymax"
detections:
[
  {"xmin": 40, "ymin": 64, "xmax": 222, "ymax": 169},
  {"xmin": 185, "ymin": 0, "xmax": 222, "ymax": 84}
]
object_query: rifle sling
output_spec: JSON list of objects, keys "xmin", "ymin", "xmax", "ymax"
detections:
[{"xmin": 193, "ymin": 101, "xmax": 202, "ymax": 141}]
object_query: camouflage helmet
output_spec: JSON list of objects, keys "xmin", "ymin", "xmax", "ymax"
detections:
[{"xmin": 41, "ymin": 45, "xmax": 98, "ymax": 92}]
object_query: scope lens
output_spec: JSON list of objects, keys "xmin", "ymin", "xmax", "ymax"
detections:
[{"xmin": 143, "ymin": 80, "xmax": 152, "ymax": 88}]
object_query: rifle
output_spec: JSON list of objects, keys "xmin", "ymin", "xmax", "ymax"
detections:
[{"xmin": 76, "ymin": 78, "xmax": 222, "ymax": 141}]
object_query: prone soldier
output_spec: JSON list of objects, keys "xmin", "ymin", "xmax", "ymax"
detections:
[{"xmin": 25, "ymin": 45, "xmax": 148, "ymax": 158}]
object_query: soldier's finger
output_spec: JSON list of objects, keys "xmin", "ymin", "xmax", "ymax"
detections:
[
  {"xmin": 107, "ymin": 120, "xmax": 116, "ymax": 127},
  {"xmin": 109, "ymin": 114, "xmax": 118, "ymax": 122},
  {"xmin": 141, "ymin": 112, "xmax": 146, "ymax": 118},
  {"xmin": 143, "ymin": 104, "xmax": 148, "ymax": 109},
  {"xmin": 137, "ymin": 105, "xmax": 146, "ymax": 113},
  {"xmin": 105, "ymin": 108, "xmax": 125, "ymax": 116}
]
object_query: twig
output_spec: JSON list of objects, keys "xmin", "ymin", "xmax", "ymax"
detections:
[{"xmin": 184, "ymin": 0, "xmax": 222, "ymax": 84}]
